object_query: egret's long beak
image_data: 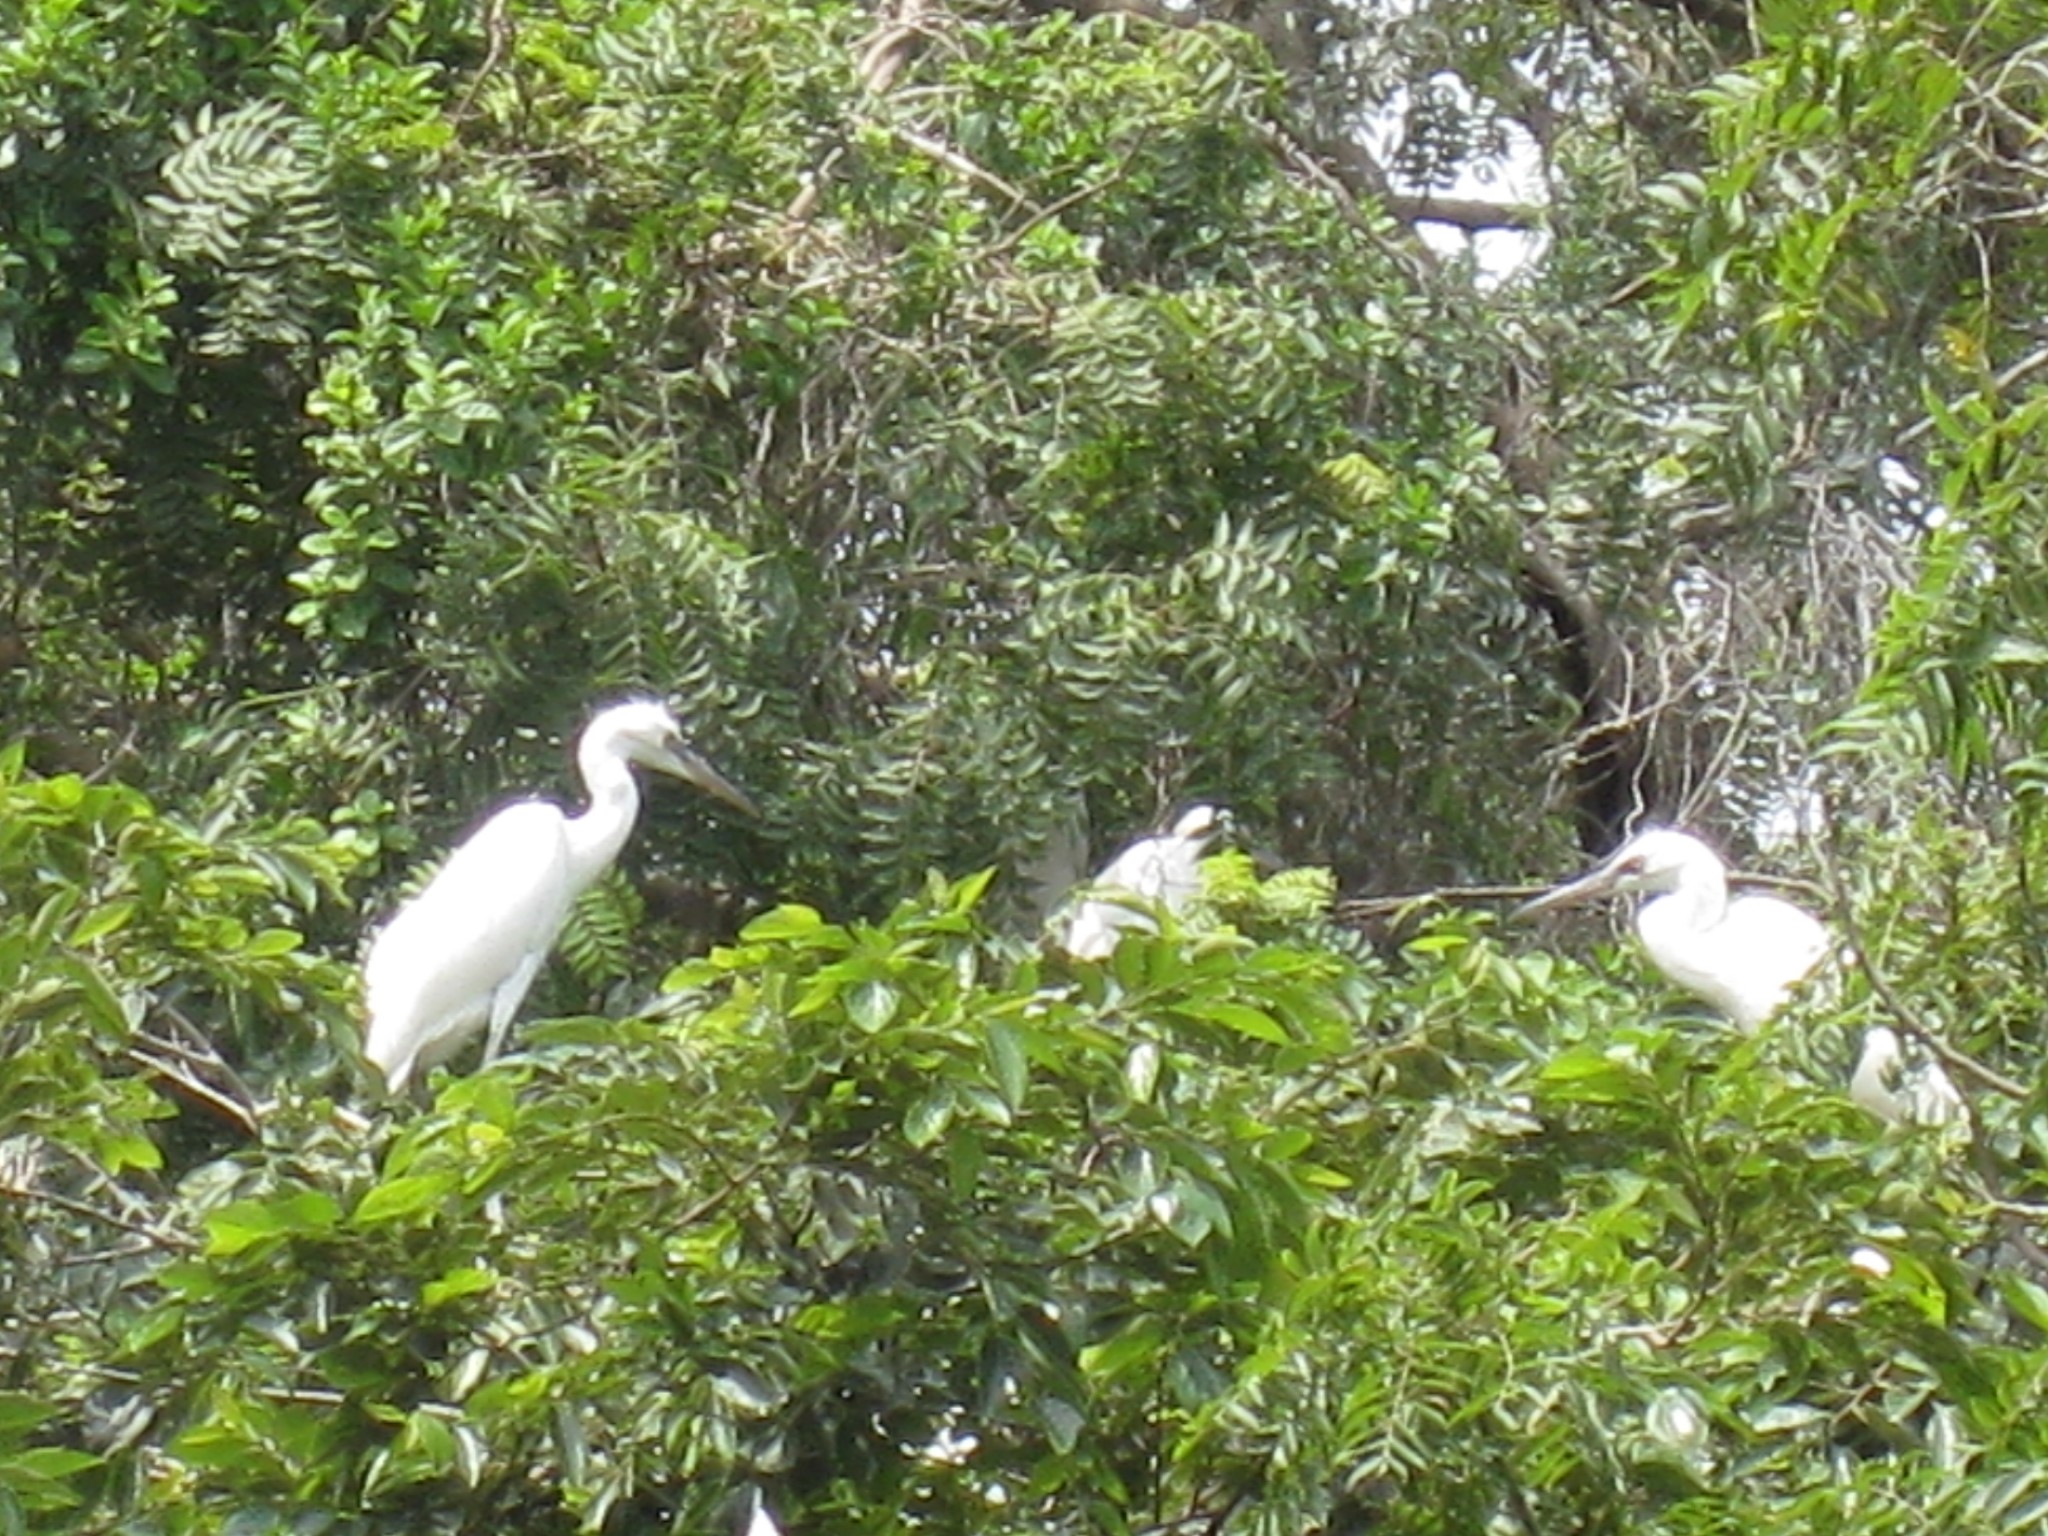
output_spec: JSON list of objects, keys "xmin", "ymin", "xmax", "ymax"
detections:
[
  {"xmin": 1510, "ymin": 856, "xmax": 1625, "ymax": 921},
  {"xmin": 656, "ymin": 745, "xmax": 759, "ymax": 817}
]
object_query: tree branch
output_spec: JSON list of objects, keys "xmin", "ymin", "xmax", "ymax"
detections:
[
  {"xmin": 0, "ymin": 1183, "xmax": 196, "ymax": 1252},
  {"xmin": 1333, "ymin": 881, "xmax": 1550, "ymax": 926},
  {"xmin": 1627, "ymin": 0, "xmax": 1754, "ymax": 37},
  {"xmin": 1382, "ymin": 193, "xmax": 1546, "ymax": 232}
]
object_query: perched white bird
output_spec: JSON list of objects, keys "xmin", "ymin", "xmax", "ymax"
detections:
[
  {"xmin": 744, "ymin": 1489, "xmax": 783, "ymax": 1536},
  {"xmin": 1514, "ymin": 827, "xmax": 1829, "ymax": 1031},
  {"xmin": 363, "ymin": 700, "xmax": 755, "ymax": 1093},
  {"xmin": 1056, "ymin": 804, "xmax": 1230, "ymax": 961},
  {"xmin": 1849, "ymin": 1026, "xmax": 1965, "ymax": 1128}
]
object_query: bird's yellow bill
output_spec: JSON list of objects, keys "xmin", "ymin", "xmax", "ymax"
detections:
[
  {"xmin": 1510, "ymin": 851, "xmax": 1631, "ymax": 920},
  {"xmin": 663, "ymin": 747, "xmax": 759, "ymax": 818}
]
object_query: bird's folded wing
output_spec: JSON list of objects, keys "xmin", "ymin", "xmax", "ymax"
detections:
[
  {"xmin": 1098, "ymin": 838, "xmax": 1198, "ymax": 906},
  {"xmin": 366, "ymin": 801, "xmax": 574, "ymax": 1038}
]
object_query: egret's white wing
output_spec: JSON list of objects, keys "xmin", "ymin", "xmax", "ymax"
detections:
[
  {"xmin": 1056, "ymin": 832, "xmax": 1206, "ymax": 960},
  {"xmin": 1906, "ymin": 1056, "xmax": 1966, "ymax": 1125},
  {"xmin": 1106, "ymin": 836, "xmax": 1203, "ymax": 908},
  {"xmin": 1057, "ymin": 892, "xmax": 1150, "ymax": 962},
  {"xmin": 1720, "ymin": 892, "xmax": 1829, "ymax": 998},
  {"xmin": 1851, "ymin": 1027, "xmax": 1963, "ymax": 1127},
  {"xmin": 1849, "ymin": 1027, "xmax": 1906, "ymax": 1123},
  {"xmin": 1640, "ymin": 892, "xmax": 1829, "ymax": 1031},
  {"xmin": 364, "ymin": 800, "xmax": 573, "ymax": 1090}
]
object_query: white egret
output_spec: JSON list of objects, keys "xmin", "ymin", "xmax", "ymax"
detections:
[
  {"xmin": 744, "ymin": 1489, "xmax": 783, "ymax": 1536},
  {"xmin": 1055, "ymin": 804, "xmax": 1230, "ymax": 961},
  {"xmin": 1849, "ymin": 1026, "xmax": 1964, "ymax": 1128},
  {"xmin": 1513, "ymin": 827, "xmax": 1829, "ymax": 1031},
  {"xmin": 363, "ymin": 700, "xmax": 755, "ymax": 1093}
]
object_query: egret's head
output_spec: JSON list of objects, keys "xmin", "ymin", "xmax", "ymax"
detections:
[
  {"xmin": 1170, "ymin": 803, "xmax": 1231, "ymax": 848},
  {"xmin": 1513, "ymin": 826, "xmax": 1720, "ymax": 918},
  {"xmin": 587, "ymin": 699, "xmax": 758, "ymax": 816},
  {"xmin": 1859, "ymin": 1025, "xmax": 1904, "ymax": 1070},
  {"xmin": 1595, "ymin": 829, "xmax": 1720, "ymax": 894}
]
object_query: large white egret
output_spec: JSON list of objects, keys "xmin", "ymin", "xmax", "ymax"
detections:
[
  {"xmin": 1513, "ymin": 827, "xmax": 1829, "ymax": 1031},
  {"xmin": 1056, "ymin": 804, "xmax": 1230, "ymax": 961},
  {"xmin": 1849, "ymin": 1026, "xmax": 1964, "ymax": 1128},
  {"xmin": 364, "ymin": 700, "xmax": 755, "ymax": 1093}
]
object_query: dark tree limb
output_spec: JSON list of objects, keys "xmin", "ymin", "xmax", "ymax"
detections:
[
  {"xmin": 1517, "ymin": 539, "xmax": 1658, "ymax": 857},
  {"xmin": 1627, "ymin": 0, "xmax": 1754, "ymax": 38}
]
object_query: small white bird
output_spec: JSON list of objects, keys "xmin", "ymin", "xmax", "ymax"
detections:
[
  {"xmin": 1056, "ymin": 804, "xmax": 1230, "ymax": 961},
  {"xmin": 1849, "ymin": 1026, "xmax": 1965, "ymax": 1128},
  {"xmin": 744, "ymin": 1488, "xmax": 783, "ymax": 1536},
  {"xmin": 1514, "ymin": 827, "xmax": 1829, "ymax": 1031},
  {"xmin": 363, "ymin": 700, "xmax": 755, "ymax": 1093}
]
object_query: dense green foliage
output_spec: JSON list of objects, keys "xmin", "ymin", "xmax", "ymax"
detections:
[{"xmin": 8, "ymin": 0, "xmax": 2048, "ymax": 1530}]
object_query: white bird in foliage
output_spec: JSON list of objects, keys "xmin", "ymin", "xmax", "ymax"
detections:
[
  {"xmin": 744, "ymin": 1489, "xmax": 784, "ymax": 1536},
  {"xmin": 363, "ymin": 700, "xmax": 756, "ymax": 1093},
  {"xmin": 1849, "ymin": 1026, "xmax": 1965, "ymax": 1128},
  {"xmin": 1514, "ymin": 827, "xmax": 1829, "ymax": 1031},
  {"xmin": 1056, "ymin": 804, "xmax": 1231, "ymax": 961}
]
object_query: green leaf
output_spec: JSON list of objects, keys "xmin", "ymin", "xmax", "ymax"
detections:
[
  {"xmin": 1173, "ymin": 998, "xmax": 1290, "ymax": 1045},
  {"xmin": 92, "ymin": 1126, "xmax": 162, "ymax": 1175},
  {"xmin": 353, "ymin": 1172, "xmax": 457, "ymax": 1227},
  {"xmin": 1538, "ymin": 1048, "xmax": 1647, "ymax": 1105},
  {"xmin": 740, "ymin": 905, "xmax": 829, "ymax": 942},
  {"xmin": 1079, "ymin": 1316, "xmax": 1166, "ymax": 1379},
  {"xmin": 847, "ymin": 978, "xmax": 899, "ymax": 1033},
  {"xmin": 55, "ymin": 955, "xmax": 131, "ymax": 1034},
  {"xmin": 661, "ymin": 957, "xmax": 722, "ymax": 991},
  {"xmin": 7, "ymin": 1449, "xmax": 100, "ymax": 1480},
  {"xmin": 67, "ymin": 900, "xmax": 136, "ymax": 946},
  {"xmin": 1125, "ymin": 1040, "xmax": 1162, "ymax": 1103},
  {"xmin": 422, "ymin": 1266, "xmax": 498, "ymax": 1308},
  {"xmin": 985, "ymin": 1018, "xmax": 1029, "ymax": 1108},
  {"xmin": 948, "ymin": 866, "xmax": 997, "ymax": 912},
  {"xmin": 1993, "ymin": 1271, "xmax": 2048, "ymax": 1337},
  {"xmin": 242, "ymin": 927, "xmax": 303, "ymax": 957},
  {"xmin": 1039, "ymin": 1396, "xmax": 1085, "ymax": 1454},
  {"xmin": 203, "ymin": 1190, "xmax": 341, "ymax": 1256},
  {"xmin": 904, "ymin": 1087, "xmax": 955, "ymax": 1148},
  {"xmin": 0, "ymin": 1396, "xmax": 53, "ymax": 1441}
]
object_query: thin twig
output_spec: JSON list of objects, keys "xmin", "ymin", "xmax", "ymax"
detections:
[
  {"xmin": 1897, "ymin": 340, "xmax": 2048, "ymax": 447},
  {"xmin": 1978, "ymin": 1196, "xmax": 2048, "ymax": 1221},
  {"xmin": 1333, "ymin": 881, "xmax": 1548, "ymax": 925},
  {"xmin": 886, "ymin": 124, "xmax": 1028, "ymax": 206},
  {"xmin": 0, "ymin": 1184, "xmax": 196, "ymax": 1252},
  {"xmin": 125, "ymin": 1045, "xmax": 262, "ymax": 1138},
  {"xmin": 1824, "ymin": 895, "xmax": 2028, "ymax": 1101},
  {"xmin": 451, "ymin": 0, "xmax": 513, "ymax": 123},
  {"xmin": 157, "ymin": 1000, "xmax": 266, "ymax": 1112},
  {"xmin": 985, "ymin": 163, "xmax": 1133, "ymax": 263}
]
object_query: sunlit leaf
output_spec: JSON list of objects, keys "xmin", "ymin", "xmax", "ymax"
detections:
[{"xmin": 352, "ymin": 1172, "xmax": 457, "ymax": 1227}]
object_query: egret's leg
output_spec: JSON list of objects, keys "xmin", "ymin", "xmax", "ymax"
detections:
[{"xmin": 481, "ymin": 951, "xmax": 546, "ymax": 1066}]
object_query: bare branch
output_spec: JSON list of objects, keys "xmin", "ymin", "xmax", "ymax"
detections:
[
  {"xmin": 1382, "ymin": 193, "xmax": 1546, "ymax": 232},
  {"xmin": 1628, "ymin": 0, "xmax": 1755, "ymax": 37},
  {"xmin": 1813, "ymin": 832, "xmax": 2030, "ymax": 1102},
  {"xmin": 126, "ymin": 1045, "xmax": 262, "ymax": 1138},
  {"xmin": 1333, "ymin": 882, "xmax": 1549, "ymax": 925},
  {"xmin": 856, "ymin": 0, "xmax": 930, "ymax": 95},
  {"xmin": 886, "ymin": 124, "xmax": 1028, "ymax": 207},
  {"xmin": 1897, "ymin": 340, "xmax": 2048, "ymax": 447},
  {"xmin": 0, "ymin": 1183, "xmax": 197, "ymax": 1253}
]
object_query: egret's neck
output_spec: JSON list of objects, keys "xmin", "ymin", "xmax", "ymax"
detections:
[
  {"xmin": 1641, "ymin": 856, "xmax": 1728, "ymax": 934},
  {"xmin": 564, "ymin": 744, "xmax": 643, "ymax": 891}
]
